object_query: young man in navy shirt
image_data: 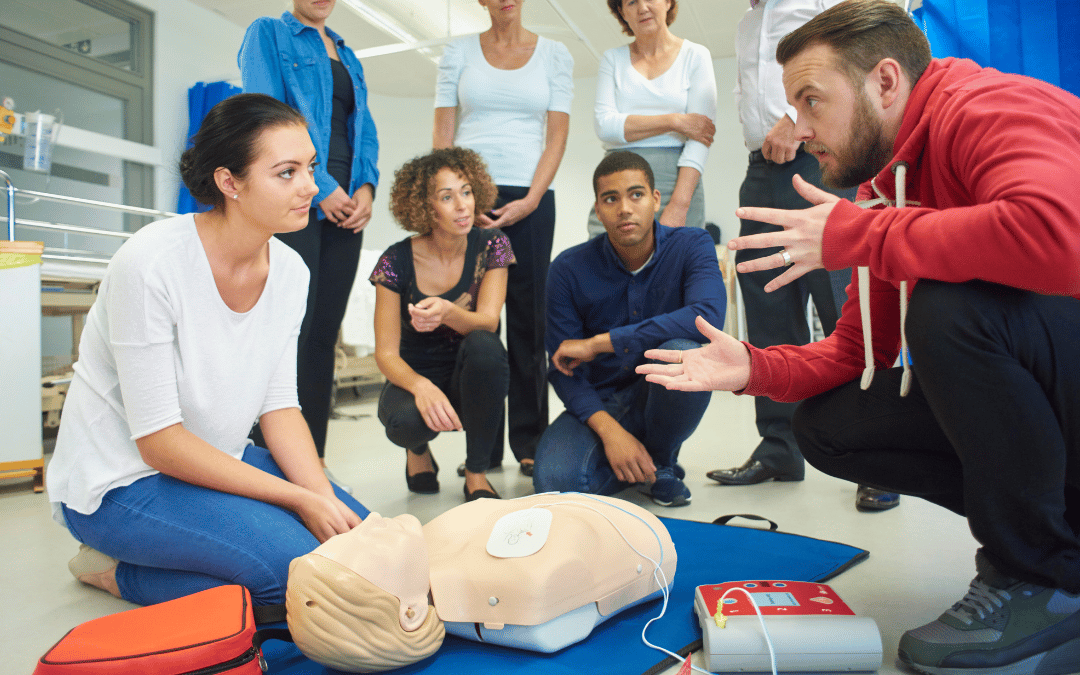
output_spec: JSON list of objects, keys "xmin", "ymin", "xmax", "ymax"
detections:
[{"xmin": 533, "ymin": 151, "xmax": 726, "ymax": 506}]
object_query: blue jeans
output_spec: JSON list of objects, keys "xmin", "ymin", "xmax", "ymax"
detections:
[
  {"xmin": 62, "ymin": 445, "xmax": 368, "ymax": 606},
  {"xmin": 533, "ymin": 339, "xmax": 710, "ymax": 495}
]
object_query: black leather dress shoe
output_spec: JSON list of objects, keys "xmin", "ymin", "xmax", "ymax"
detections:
[{"xmin": 706, "ymin": 460, "xmax": 803, "ymax": 486}]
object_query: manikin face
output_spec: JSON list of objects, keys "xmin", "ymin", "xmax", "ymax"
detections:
[
  {"xmin": 230, "ymin": 123, "xmax": 318, "ymax": 235},
  {"xmin": 479, "ymin": 0, "xmax": 523, "ymax": 21},
  {"xmin": 292, "ymin": 0, "xmax": 336, "ymax": 26},
  {"xmin": 313, "ymin": 512, "xmax": 431, "ymax": 632},
  {"xmin": 595, "ymin": 168, "xmax": 661, "ymax": 259},
  {"xmin": 620, "ymin": 0, "xmax": 672, "ymax": 36},
  {"xmin": 783, "ymin": 43, "xmax": 894, "ymax": 189},
  {"xmin": 430, "ymin": 167, "xmax": 475, "ymax": 237}
]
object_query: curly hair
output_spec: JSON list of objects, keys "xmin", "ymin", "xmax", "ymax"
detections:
[
  {"xmin": 606, "ymin": 0, "xmax": 678, "ymax": 37},
  {"xmin": 389, "ymin": 147, "xmax": 497, "ymax": 235}
]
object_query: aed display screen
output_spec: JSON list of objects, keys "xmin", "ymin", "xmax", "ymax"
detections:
[{"xmin": 751, "ymin": 592, "xmax": 799, "ymax": 607}]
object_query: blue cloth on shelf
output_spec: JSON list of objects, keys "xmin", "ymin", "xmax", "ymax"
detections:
[
  {"xmin": 176, "ymin": 81, "xmax": 241, "ymax": 215},
  {"xmin": 260, "ymin": 515, "xmax": 868, "ymax": 675}
]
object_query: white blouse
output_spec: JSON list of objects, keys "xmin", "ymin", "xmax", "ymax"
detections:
[
  {"xmin": 594, "ymin": 40, "xmax": 718, "ymax": 175},
  {"xmin": 47, "ymin": 215, "xmax": 308, "ymax": 520},
  {"xmin": 436, "ymin": 34, "xmax": 574, "ymax": 188}
]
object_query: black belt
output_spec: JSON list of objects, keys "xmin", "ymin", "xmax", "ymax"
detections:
[{"xmin": 749, "ymin": 146, "xmax": 806, "ymax": 164}]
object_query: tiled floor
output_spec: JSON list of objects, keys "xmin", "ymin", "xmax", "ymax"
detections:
[{"xmin": 2, "ymin": 389, "xmax": 982, "ymax": 674}]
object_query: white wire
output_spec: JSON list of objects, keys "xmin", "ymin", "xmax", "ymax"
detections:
[
  {"xmin": 717, "ymin": 587, "xmax": 779, "ymax": 675},
  {"xmin": 524, "ymin": 494, "xmax": 714, "ymax": 674}
]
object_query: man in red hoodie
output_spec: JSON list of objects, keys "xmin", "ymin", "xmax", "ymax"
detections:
[{"xmin": 638, "ymin": 1, "xmax": 1080, "ymax": 673}]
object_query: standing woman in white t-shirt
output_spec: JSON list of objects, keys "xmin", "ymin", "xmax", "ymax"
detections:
[
  {"xmin": 433, "ymin": 0, "xmax": 573, "ymax": 478},
  {"xmin": 588, "ymin": 0, "xmax": 718, "ymax": 238},
  {"xmin": 46, "ymin": 94, "xmax": 367, "ymax": 609}
]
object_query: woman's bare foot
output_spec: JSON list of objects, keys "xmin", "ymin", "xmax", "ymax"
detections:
[{"xmin": 68, "ymin": 544, "xmax": 122, "ymax": 598}]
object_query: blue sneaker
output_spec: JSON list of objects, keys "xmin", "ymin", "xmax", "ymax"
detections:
[{"xmin": 648, "ymin": 467, "xmax": 691, "ymax": 507}]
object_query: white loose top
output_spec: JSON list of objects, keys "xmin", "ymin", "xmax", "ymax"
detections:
[
  {"xmin": 735, "ymin": 0, "xmax": 845, "ymax": 151},
  {"xmin": 594, "ymin": 39, "xmax": 718, "ymax": 175},
  {"xmin": 435, "ymin": 34, "xmax": 574, "ymax": 188},
  {"xmin": 47, "ymin": 215, "xmax": 309, "ymax": 522}
]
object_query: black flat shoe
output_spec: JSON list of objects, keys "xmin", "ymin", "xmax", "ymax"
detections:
[
  {"xmin": 406, "ymin": 448, "xmax": 439, "ymax": 494},
  {"xmin": 706, "ymin": 460, "xmax": 803, "ymax": 486},
  {"xmin": 464, "ymin": 481, "xmax": 501, "ymax": 502}
]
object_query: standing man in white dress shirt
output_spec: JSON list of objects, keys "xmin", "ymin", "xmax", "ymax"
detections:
[{"xmin": 709, "ymin": 0, "xmax": 899, "ymax": 512}]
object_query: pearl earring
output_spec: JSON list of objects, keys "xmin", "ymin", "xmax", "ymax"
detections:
[{"xmin": 232, "ymin": 194, "xmax": 238, "ymax": 200}]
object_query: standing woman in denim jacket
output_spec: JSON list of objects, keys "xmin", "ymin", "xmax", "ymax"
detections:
[{"xmin": 239, "ymin": 0, "xmax": 379, "ymax": 488}]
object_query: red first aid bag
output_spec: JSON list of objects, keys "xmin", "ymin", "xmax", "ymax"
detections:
[{"xmin": 34, "ymin": 585, "xmax": 286, "ymax": 674}]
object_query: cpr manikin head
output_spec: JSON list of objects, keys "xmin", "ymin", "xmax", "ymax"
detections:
[{"xmin": 286, "ymin": 513, "xmax": 444, "ymax": 673}]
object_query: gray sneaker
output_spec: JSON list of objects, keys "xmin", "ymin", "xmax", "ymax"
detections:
[{"xmin": 898, "ymin": 552, "xmax": 1080, "ymax": 675}]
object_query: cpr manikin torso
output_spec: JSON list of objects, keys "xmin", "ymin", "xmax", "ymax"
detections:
[
  {"xmin": 286, "ymin": 495, "xmax": 676, "ymax": 672},
  {"xmin": 425, "ymin": 493, "xmax": 677, "ymax": 652}
]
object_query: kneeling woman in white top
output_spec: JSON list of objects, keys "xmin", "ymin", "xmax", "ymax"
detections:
[
  {"xmin": 46, "ymin": 93, "xmax": 367, "ymax": 608},
  {"xmin": 589, "ymin": 0, "xmax": 718, "ymax": 238}
]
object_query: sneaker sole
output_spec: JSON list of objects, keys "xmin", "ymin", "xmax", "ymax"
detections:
[
  {"xmin": 651, "ymin": 495, "xmax": 691, "ymax": 507},
  {"xmin": 900, "ymin": 636, "xmax": 1080, "ymax": 675}
]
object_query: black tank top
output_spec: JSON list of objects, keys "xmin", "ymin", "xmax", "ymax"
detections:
[{"xmin": 326, "ymin": 58, "xmax": 355, "ymax": 190}]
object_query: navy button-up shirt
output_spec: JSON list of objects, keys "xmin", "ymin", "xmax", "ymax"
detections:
[{"xmin": 546, "ymin": 222, "xmax": 726, "ymax": 423}]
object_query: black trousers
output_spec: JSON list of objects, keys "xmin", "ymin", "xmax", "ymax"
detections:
[
  {"xmin": 496, "ymin": 186, "xmax": 556, "ymax": 462},
  {"xmin": 377, "ymin": 331, "xmax": 509, "ymax": 474},
  {"xmin": 737, "ymin": 150, "xmax": 856, "ymax": 473},
  {"xmin": 253, "ymin": 209, "xmax": 364, "ymax": 457},
  {"xmin": 794, "ymin": 280, "xmax": 1080, "ymax": 591}
]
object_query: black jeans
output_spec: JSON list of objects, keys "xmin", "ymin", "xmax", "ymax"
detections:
[
  {"xmin": 251, "ymin": 210, "xmax": 363, "ymax": 457},
  {"xmin": 794, "ymin": 280, "xmax": 1080, "ymax": 591},
  {"xmin": 496, "ymin": 186, "xmax": 556, "ymax": 463},
  {"xmin": 377, "ymin": 330, "xmax": 509, "ymax": 474},
  {"xmin": 737, "ymin": 150, "xmax": 856, "ymax": 473}
]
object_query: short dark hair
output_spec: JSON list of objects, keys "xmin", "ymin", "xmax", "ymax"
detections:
[
  {"xmin": 179, "ymin": 93, "xmax": 307, "ymax": 210},
  {"xmin": 389, "ymin": 147, "xmax": 497, "ymax": 235},
  {"xmin": 593, "ymin": 150, "xmax": 655, "ymax": 196},
  {"xmin": 606, "ymin": 0, "xmax": 678, "ymax": 37},
  {"xmin": 776, "ymin": 0, "xmax": 931, "ymax": 87}
]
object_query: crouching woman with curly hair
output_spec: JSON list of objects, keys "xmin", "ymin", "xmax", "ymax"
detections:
[{"xmin": 369, "ymin": 147, "xmax": 513, "ymax": 502}]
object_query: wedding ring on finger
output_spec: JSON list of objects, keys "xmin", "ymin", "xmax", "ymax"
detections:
[{"xmin": 780, "ymin": 249, "xmax": 793, "ymax": 267}]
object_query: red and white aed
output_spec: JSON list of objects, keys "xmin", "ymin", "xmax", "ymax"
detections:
[{"xmin": 693, "ymin": 580, "xmax": 882, "ymax": 672}]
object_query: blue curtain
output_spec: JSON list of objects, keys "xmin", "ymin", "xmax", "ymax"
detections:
[
  {"xmin": 176, "ymin": 81, "xmax": 242, "ymax": 215},
  {"xmin": 913, "ymin": 0, "xmax": 1080, "ymax": 98}
]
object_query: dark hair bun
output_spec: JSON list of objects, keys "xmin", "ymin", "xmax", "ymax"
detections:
[{"xmin": 180, "ymin": 93, "xmax": 307, "ymax": 210}]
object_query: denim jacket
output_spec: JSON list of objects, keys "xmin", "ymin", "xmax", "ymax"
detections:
[{"xmin": 239, "ymin": 12, "xmax": 379, "ymax": 219}]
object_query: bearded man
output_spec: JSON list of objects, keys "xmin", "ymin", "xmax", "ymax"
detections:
[{"xmin": 638, "ymin": 1, "xmax": 1080, "ymax": 673}]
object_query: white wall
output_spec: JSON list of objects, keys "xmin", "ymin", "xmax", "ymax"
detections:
[{"xmin": 134, "ymin": 0, "xmax": 247, "ymax": 213}]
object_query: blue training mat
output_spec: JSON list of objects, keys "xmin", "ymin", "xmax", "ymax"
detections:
[{"xmin": 261, "ymin": 516, "xmax": 868, "ymax": 675}]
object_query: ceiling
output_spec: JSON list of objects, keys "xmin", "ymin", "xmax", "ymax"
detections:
[{"xmin": 188, "ymin": 0, "xmax": 751, "ymax": 96}]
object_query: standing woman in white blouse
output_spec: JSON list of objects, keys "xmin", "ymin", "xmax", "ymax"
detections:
[
  {"xmin": 433, "ymin": 0, "xmax": 573, "ymax": 478},
  {"xmin": 589, "ymin": 0, "xmax": 718, "ymax": 238}
]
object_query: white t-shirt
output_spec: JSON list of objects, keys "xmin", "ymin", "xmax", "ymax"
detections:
[
  {"xmin": 435, "ymin": 34, "xmax": 574, "ymax": 188},
  {"xmin": 46, "ymin": 214, "xmax": 309, "ymax": 521},
  {"xmin": 594, "ymin": 40, "xmax": 718, "ymax": 175}
]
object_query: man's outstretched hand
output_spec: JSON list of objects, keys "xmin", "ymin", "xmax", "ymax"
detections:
[{"xmin": 636, "ymin": 316, "xmax": 752, "ymax": 392}]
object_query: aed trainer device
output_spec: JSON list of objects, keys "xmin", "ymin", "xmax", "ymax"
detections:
[{"xmin": 693, "ymin": 580, "xmax": 882, "ymax": 673}]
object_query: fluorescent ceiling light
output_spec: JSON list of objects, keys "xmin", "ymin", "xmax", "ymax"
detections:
[{"xmin": 340, "ymin": 0, "xmax": 419, "ymax": 45}]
